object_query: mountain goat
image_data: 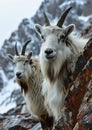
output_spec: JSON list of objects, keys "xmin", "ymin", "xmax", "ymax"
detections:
[
  {"xmin": 8, "ymin": 40, "xmax": 54, "ymax": 130},
  {"xmin": 35, "ymin": 7, "xmax": 89, "ymax": 121}
]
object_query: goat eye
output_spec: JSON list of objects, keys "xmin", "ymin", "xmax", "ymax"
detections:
[
  {"xmin": 41, "ymin": 35, "xmax": 45, "ymax": 41},
  {"xmin": 58, "ymin": 35, "xmax": 65, "ymax": 43},
  {"xmin": 30, "ymin": 59, "xmax": 33, "ymax": 64},
  {"xmin": 25, "ymin": 60, "xmax": 28, "ymax": 63},
  {"xmin": 60, "ymin": 35, "xmax": 65, "ymax": 40},
  {"xmin": 24, "ymin": 60, "xmax": 28, "ymax": 65}
]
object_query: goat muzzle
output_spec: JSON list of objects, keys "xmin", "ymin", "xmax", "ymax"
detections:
[
  {"xmin": 45, "ymin": 48, "xmax": 56, "ymax": 60},
  {"xmin": 16, "ymin": 72, "xmax": 23, "ymax": 79}
]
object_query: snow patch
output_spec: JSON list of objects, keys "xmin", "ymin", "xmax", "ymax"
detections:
[
  {"xmin": 0, "ymin": 78, "xmax": 19, "ymax": 114},
  {"xmin": 79, "ymin": 15, "xmax": 92, "ymax": 22}
]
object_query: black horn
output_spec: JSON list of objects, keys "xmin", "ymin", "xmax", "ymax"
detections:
[
  {"xmin": 57, "ymin": 7, "xmax": 72, "ymax": 27},
  {"xmin": 21, "ymin": 40, "xmax": 31, "ymax": 55},
  {"xmin": 44, "ymin": 12, "xmax": 50, "ymax": 26},
  {"xmin": 15, "ymin": 42, "xmax": 19, "ymax": 55}
]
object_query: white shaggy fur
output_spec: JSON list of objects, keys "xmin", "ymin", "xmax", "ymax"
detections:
[
  {"xmin": 35, "ymin": 24, "xmax": 89, "ymax": 121},
  {"xmin": 8, "ymin": 53, "xmax": 47, "ymax": 119}
]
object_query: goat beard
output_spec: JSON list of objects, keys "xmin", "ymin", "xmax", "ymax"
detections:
[
  {"xmin": 17, "ymin": 79, "xmax": 28, "ymax": 94},
  {"xmin": 41, "ymin": 61, "xmax": 63, "ymax": 84},
  {"xmin": 46, "ymin": 65, "xmax": 56, "ymax": 83}
]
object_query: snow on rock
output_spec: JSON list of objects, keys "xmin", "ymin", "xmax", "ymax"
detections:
[{"xmin": 0, "ymin": 78, "xmax": 20, "ymax": 114}]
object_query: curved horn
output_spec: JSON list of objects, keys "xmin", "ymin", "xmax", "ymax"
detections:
[
  {"xmin": 21, "ymin": 39, "xmax": 31, "ymax": 55},
  {"xmin": 57, "ymin": 7, "xmax": 72, "ymax": 27},
  {"xmin": 15, "ymin": 42, "xmax": 19, "ymax": 55},
  {"xmin": 44, "ymin": 12, "xmax": 50, "ymax": 26}
]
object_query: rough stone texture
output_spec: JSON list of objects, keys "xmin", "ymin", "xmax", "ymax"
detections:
[{"xmin": 53, "ymin": 39, "xmax": 92, "ymax": 130}]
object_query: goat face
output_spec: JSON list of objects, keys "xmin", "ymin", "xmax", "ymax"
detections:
[
  {"xmin": 35, "ymin": 7, "xmax": 73, "ymax": 61},
  {"xmin": 35, "ymin": 24, "xmax": 74, "ymax": 79},
  {"xmin": 8, "ymin": 40, "xmax": 33, "ymax": 81},
  {"xmin": 37, "ymin": 25, "xmax": 74, "ymax": 60},
  {"xmin": 8, "ymin": 52, "xmax": 33, "ymax": 81}
]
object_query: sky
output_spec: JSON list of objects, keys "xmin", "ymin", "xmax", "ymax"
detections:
[{"xmin": 0, "ymin": 0, "xmax": 43, "ymax": 47}]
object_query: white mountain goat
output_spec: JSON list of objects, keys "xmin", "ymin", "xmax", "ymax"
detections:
[
  {"xmin": 8, "ymin": 40, "xmax": 54, "ymax": 130},
  {"xmin": 35, "ymin": 7, "xmax": 89, "ymax": 121}
]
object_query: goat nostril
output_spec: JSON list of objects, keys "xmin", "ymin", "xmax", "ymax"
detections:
[
  {"xmin": 16, "ymin": 72, "xmax": 22, "ymax": 78},
  {"xmin": 45, "ymin": 49, "xmax": 53, "ymax": 55}
]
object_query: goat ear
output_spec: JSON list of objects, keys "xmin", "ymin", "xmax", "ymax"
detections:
[
  {"xmin": 64, "ymin": 24, "xmax": 75, "ymax": 36},
  {"xmin": 35, "ymin": 24, "xmax": 42, "ymax": 35},
  {"xmin": 8, "ymin": 54, "xmax": 14, "ymax": 61},
  {"xmin": 27, "ymin": 52, "xmax": 32, "ymax": 60}
]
